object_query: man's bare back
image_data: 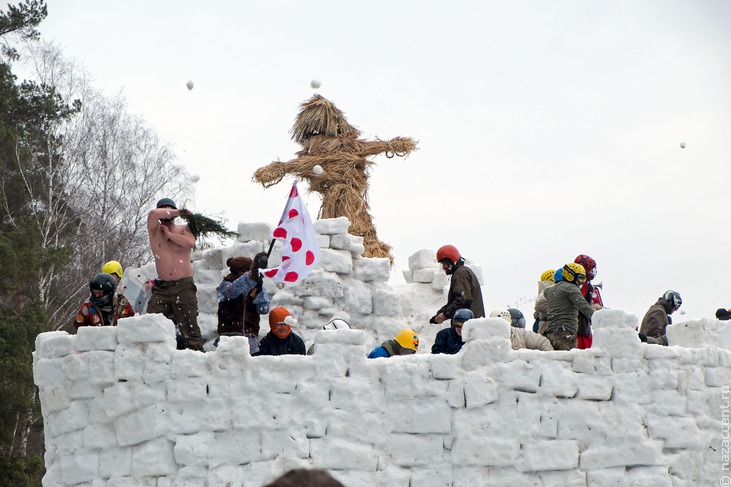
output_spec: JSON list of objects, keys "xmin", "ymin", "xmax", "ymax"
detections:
[{"xmin": 147, "ymin": 208, "xmax": 195, "ymax": 281}]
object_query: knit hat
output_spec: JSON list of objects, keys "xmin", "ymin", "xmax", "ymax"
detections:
[
  {"xmin": 716, "ymin": 308, "xmax": 731, "ymax": 320},
  {"xmin": 226, "ymin": 256, "xmax": 252, "ymax": 275}
]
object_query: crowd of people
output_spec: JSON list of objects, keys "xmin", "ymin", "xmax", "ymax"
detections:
[{"xmin": 72, "ymin": 198, "xmax": 728, "ymax": 356}]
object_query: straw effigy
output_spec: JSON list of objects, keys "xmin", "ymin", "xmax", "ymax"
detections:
[{"xmin": 253, "ymin": 95, "xmax": 418, "ymax": 263}]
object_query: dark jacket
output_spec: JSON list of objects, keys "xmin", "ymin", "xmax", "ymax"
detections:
[
  {"xmin": 431, "ymin": 327, "xmax": 464, "ymax": 355},
  {"xmin": 258, "ymin": 331, "xmax": 306, "ymax": 356},
  {"xmin": 544, "ymin": 281, "xmax": 595, "ymax": 335},
  {"xmin": 438, "ymin": 261, "xmax": 485, "ymax": 319},
  {"xmin": 639, "ymin": 298, "xmax": 673, "ymax": 339}
]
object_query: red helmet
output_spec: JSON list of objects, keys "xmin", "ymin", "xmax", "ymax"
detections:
[
  {"xmin": 574, "ymin": 254, "xmax": 597, "ymax": 279},
  {"xmin": 436, "ymin": 245, "xmax": 461, "ymax": 265}
]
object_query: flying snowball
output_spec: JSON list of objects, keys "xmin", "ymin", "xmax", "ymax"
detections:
[
  {"xmin": 680, "ymin": 142, "xmax": 686, "ymax": 149},
  {"xmin": 190, "ymin": 174, "xmax": 200, "ymax": 183},
  {"xmin": 312, "ymin": 165, "xmax": 324, "ymax": 175},
  {"xmin": 186, "ymin": 80, "xmax": 194, "ymax": 91},
  {"xmin": 310, "ymin": 79, "xmax": 321, "ymax": 89}
]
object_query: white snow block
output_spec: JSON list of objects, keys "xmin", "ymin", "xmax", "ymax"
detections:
[
  {"xmin": 33, "ymin": 357, "xmax": 68, "ymax": 388},
  {"xmin": 383, "ymin": 434, "xmax": 444, "ymax": 466},
  {"xmin": 540, "ymin": 362, "xmax": 580, "ymax": 398},
  {"xmin": 384, "ymin": 400, "xmax": 452, "ymax": 434},
  {"xmin": 429, "ymin": 353, "xmax": 462, "ymax": 380},
  {"xmin": 208, "ymin": 465, "xmax": 244, "ymax": 487},
  {"xmin": 86, "ymin": 350, "xmax": 115, "ymax": 385},
  {"xmin": 719, "ymin": 321, "xmax": 731, "ymax": 351},
  {"xmin": 454, "ymin": 435, "xmax": 521, "ymax": 467},
  {"xmin": 236, "ymin": 221, "xmax": 272, "ymax": 242},
  {"xmin": 497, "ymin": 361, "xmax": 541, "ymax": 393},
  {"xmin": 319, "ymin": 248, "xmax": 353, "ymax": 274},
  {"xmin": 310, "ymin": 437, "xmax": 378, "ymax": 471},
  {"xmin": 114, "ymin": 344, "xmax": 145, "ymax": 382},
  {"xmin": 317, "ymin": 234, "xmax": 330, "ymax": 248},
  {"xmin": 199, "ymin": 248, "xmax": 224, "ymax": 271},
  {"xmin": 402, "ymin": 269, "xmax": 413, "ymax": 283},
  {"xmin": 313, "ymin": 217, "xmax": 351, "ymax": 235},
  {"xmin": 463, "ymin": 370, "xmax": 499, "ymax": 409},
  {"xmin": 462, "ymin": 318, "xmax": 510, "ymax": 341},
  {"xmin": 115, "ymin": 404, "xmax": 167, "ymax": 446},
  {"xmin": 412, "ymin": 268, "xmax": 437, "ymax": 283},
  {"xmin": 519, "ymin": 440, "xmax": 579, "ymax": 471},
  {"xmin": 261, "ymin": 428, "xmax": 310, "ymax": 460},
  {"xmin": 705, "ymin": 366, "xmax": 731, "ymax": 388},
  {"xmin": 314, "ymin": 329, "xmax": 367, "ymax": 346},
  {"xmin": 645, "ymin": 415, "xmax": 701, "ymax": 449},
  {"xmin": 343, "ymin": 279, "xmax": 372, "ymax": 315},
  {"xmin": 62, "ymin": 353, "xmax": 90, "ymax": 381},
  {"xmin": 35, "ymin": 333, "xmax": 76, "ymax": 358},
  {"xmin": 82, "ymin": 423, "xmax": 118, "ymax": 450},
  {"xmin": 302, "ymin": 296, "xmax": 332, "ymax": 310},
  {"xmin": 60, "ymin": 452, "xmax": 100, "ymax": 485},
  {"xmin": 99, "ymin": 447, "xmax": 133, "ymax": 478},
  {"xmin": 35, "ymin": 331, "xmax": 70, "ymax": 359},
  {"xmin": 579, "ymin": 439, "xmax": 664, "ymax": 470},
  {"xmin": 409, "ymin": 249, "xmax": 437, "ymax": 270},
  {"xmin": 39, "ymin": 385, "xmax": 71, "ymax": 414},
  {"xmin": 431, "ymin": 271, "xmax": 449, "ymax": 291},
  {"xmin": 297, "ymin": 270, "xmax": 344, "ymax": 298},
  {"xmin": 47, "ymin": 400, "xmax": 90, "ymax": 437},
  {"xmin": 372, "ymin": 288, "xmax": 401, "ymax": 316},
  {"xmin": 142, "ymin": 342, "xmax": 173, "ymax": 384},
  {"xmin": 330, "ymin": 233, "xmax": 358, "ymax": 251},
  {"xmin": 666, "ymin": 318, "xmax": 719, "ymax": 348},
  {"xmin": 117, "ymin": 314, "xmax": 176, "ymax": 346},
  {"xmin": 354, "ymin": 257, "xmax": 390, "ymax": 282},
  {"xmin": 591, "ymin": 308, "xmax": 638, "ymax": 330},
  {"xmin": 593, "ymin": 327, "xmax": 642, "ymax": 356},
  {"xmin": 76, "ymin": 325, "xmax": 120, "ymax": 351}
]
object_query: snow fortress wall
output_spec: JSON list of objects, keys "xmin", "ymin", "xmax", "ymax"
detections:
[{"xmin": 33, "ymin": 219, "xmax": 731, "ymax": 486}]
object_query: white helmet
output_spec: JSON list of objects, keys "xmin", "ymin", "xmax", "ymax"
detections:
[
  {"xmin": 323, "ymin": 318, "xmax": 351, "ymax": 331},
  {"xmin": 489, "ymin": 309, "xmax": 512, "ymax": 324}
]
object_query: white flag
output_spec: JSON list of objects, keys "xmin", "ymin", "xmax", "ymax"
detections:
[{"xmin": 263, "ymin": 182, "xmax": 321, "ymax": 284}]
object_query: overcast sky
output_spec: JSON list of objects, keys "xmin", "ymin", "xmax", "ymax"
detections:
[{"xmin": 36, "ymin": 1, "xmax": 731, "ymax": 322}]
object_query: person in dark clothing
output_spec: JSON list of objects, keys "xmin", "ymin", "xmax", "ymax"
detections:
[
  {"xmin": 430, "ymin": 244, "xmax": 485, "ymax": 324},
  {"xmin": 258, "ymin": 306, "xmax": 306, "ymax": 356},
  {"xmin": 216, "ymin": 254, "xmax": 270, "ymax": 354},
  {"xmin": 432, "ymin": 308, "xmax": 472, "ymax": 354},
  {"xmin": 544, "ymin": 263, "xmax": 595, "ymax": 351},
  {"xmin": 716, "ymin": 308, "xmax": 731, "ymax": 321},
  {"xmin": 638, "ymin": 290, "xmax": 682, "ymax": 346}
]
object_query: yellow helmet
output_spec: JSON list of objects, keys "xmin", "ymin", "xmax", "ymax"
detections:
[
  {"xmin": 562, "ymin": 262, "xmax": 586, "ymax": 283},
  {"xmin": 395, "ymin": 328, "xmax": 419, "ymax": 351},
  {"xmin": 540, "ymin": 269, "xmax": 555, "ymax": 282},
  {"xmin": 102, "ymin": 260, "xmax": 123, "ymax": 279}
]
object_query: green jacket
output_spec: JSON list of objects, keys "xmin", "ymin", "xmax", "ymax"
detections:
[
  {"xmin": 438, "ymin": 261, "xmax": 485, "ymax": 319},
  {"xmin": 544, "ymin": 280, "xmax": 594, "ymax": 335}
]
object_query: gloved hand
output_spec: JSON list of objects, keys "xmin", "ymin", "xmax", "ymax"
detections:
[
  {"xmin": 250, "ymin": 252, "xmax": 268, "ymax": 280},
  {"xmin": 429, "ymin": 315, "xmax": 438, "ymax": 324},
  {"xmin": 638, "ymin": 333, "xmax": 648, "ymax": 343}
]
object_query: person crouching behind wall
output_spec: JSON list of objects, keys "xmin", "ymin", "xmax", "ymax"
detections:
[
  {"xmin": 432, "ymin": 308, "xmax": 472, "ymax": 355},
  {"xmin": 368, "ymin": 329, "xmax": 419, "ymax": 358},
  {"xmin": 257, "ymin": 306, "xmax": 306, "ymax": 356}
]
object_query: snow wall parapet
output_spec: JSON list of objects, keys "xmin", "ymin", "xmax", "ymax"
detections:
[{"xmin": 33, "ymin": 219, "xmax": 731, "ymax": 486}]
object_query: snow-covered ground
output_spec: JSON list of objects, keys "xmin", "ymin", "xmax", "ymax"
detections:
[{"xmin": 33, "ymin": 219, "xmax": 731, "ymax": 486}]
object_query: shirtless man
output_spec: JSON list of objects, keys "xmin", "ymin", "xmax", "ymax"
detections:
[{"xmin": 146, "ymin": 197, "xmax": 204, "ymax": 351}]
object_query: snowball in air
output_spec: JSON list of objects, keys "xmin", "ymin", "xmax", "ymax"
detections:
[
  {"xmin": 190, "ymin": 174, "xmax": 200, "ymax": 183},
  {"xmin": 312, "ymin": 165, "xmax": 324, "ymax": 175},
  {"xmin": 310, "ymin": 79, "xmax": 321, "ymax": 89},
  {"xmin": 680, "ymin": 142, "xmax": 686, "ymax": 149},
  {"xmin": 186, "ymin": 80, "xmax": 194, "ymax": 91}
]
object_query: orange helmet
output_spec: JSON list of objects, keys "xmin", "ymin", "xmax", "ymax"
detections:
[{"xmin": 436, "ymin": 245, "xmax": 461, "ymax": 265}]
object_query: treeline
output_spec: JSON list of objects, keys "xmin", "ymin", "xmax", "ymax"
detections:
[{"xmin": 0, "ymin": 2, "xmax": 192, "ymax": 484}]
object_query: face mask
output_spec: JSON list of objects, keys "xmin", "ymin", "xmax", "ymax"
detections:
[{"xmin": 273, "ymin": 323, "xmax": 291, "ymax": 339}]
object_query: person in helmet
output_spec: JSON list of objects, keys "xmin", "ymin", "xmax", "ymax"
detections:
[
  {"xmin": 573, "ymin": 254, "xmax": 604, "ymax": 349},
  {"xmin": 490, "ymin": 308, "xmax": 554, "ymax": 351},
  {"xmin": 147, "ymin": 197, "xmax": 204, "ymax": 352},
  {"xmin": 307, "ymin": 318, "xmax": 352, "ymax": 355},
  {"xmin": 102, "ymin": 260, "xmax": 124, "ymax": 285},
  {"xmin": 430, "ymin": 245, "xmax": 485, "ymax": 325},
  {"xmin": 533, "ymin": 268, "xmax": 557, "ymax": 334},
  {"xmin": 638, "ymin": 290, "xmax": 682, "ymax": 346},
  {"xmin": 216, "ymin": 254, "xmax": 271, "ymax": 354},
  {"xmin": 432, "ymin": 308, "xmax": 472, "ymax": 354},
  {"xmin": 508, "ymin": 308, "xmax": 526, "ymax": 329},
  {"xmin": 73, "ymin": 273, "xmax": 135, "ymax": 330},
  {"xmin": 368, "ymin": 328, "xmax": 419, "ymax": 358},
  {"xmin": 543, "ymin": 263, "xmax": 595, "ymax": 350}
]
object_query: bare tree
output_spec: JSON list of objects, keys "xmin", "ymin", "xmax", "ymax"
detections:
[{"xmin": 15, "ymin": 40, "xmax": 192, "ymax": 330}]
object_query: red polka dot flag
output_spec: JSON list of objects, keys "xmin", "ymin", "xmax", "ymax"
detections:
[{"xmin": 263, "ymin": 182, "xmax": 321, "ymax": 284}]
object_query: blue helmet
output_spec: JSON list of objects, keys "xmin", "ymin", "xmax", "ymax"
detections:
[
  {"xmin": 554, "ymin": 266, "xmax": 564, "ymax": 282},
  {"xmin": 452, "ymin": 308, "xmax": 474, "ymax": 327}
]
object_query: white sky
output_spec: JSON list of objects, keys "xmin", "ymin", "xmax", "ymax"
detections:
[{"xmin": 37, "ymin": 1, "xmax": 731, "ymax": 322}]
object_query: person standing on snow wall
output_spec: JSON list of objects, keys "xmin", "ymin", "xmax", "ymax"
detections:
[
  {"xmin": 574, "ymin": 254, "xmax": 604, "ymax": 349},
  {"xmin": 146, "ymin": 197, "xmax": 204, "ymax": 352},
  {"xmin": 544, "ymin": 263, "xmax": 595, "ymax": 350},
  {"xmin": 430, "ymin": 245, "xmax": 485, "ymax": 324}
]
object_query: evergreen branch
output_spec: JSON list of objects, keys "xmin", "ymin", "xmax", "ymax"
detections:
[{"xmin": 178, "ymin": 210, "xmax": 238, "ymax": 240}]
